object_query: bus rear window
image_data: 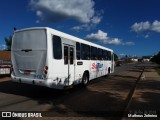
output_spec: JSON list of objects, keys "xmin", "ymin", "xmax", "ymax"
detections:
[
  {"xmin": 53, "ymin": 35, "xmax": 62, "ymax": 59},
  {"xmin": 12, "ymin": 29, "xmax": 47, "ymax": 50}
]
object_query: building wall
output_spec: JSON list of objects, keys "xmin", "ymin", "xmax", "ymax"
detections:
[
  {"xmin": 143, "ymin": 59, "xmax": 150, "ymax": 62},
  {"xmin": 131, "ymin": 59, "xmax": 138, "ymax": 62},
  {"xmin": 0, "ymin": 51, "xmax": 11, "ymax": 61}
]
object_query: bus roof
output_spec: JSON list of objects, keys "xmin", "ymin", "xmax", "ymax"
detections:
[{"xmin": 15, "ymin": 27, "xmax": 113, "ymax": 52}]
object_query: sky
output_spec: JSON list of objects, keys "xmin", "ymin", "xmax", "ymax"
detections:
[{"xmin": 0, "ymin": 0, "xmax": 160, "ymax": 57}]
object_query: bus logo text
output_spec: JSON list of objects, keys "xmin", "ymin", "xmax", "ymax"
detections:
[{"xmin": 92, "ymin": 63, "xmax": 103, "ymax": 69}]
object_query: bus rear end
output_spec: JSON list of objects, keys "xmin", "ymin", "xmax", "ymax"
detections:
[{"xmin": 11, "ymin": 28, "xmax": 48, "ymax": 86}]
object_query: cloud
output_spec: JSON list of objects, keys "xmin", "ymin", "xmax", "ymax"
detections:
[
  {"xmin": 71, "ymin": 12, "xmax": 103, "ymax": 31},
  {"xmin": 91, "ymin": 16, "xmax": 102, "ymax": 24},
  {"xmin": 131, "ymin": 20, "xmax": 160, "ymax": 33},
  {"xmin": 71, "ymin": 21, "xmax": 100, "ymax": 31},
  {"xmin": 72, "ymin": 24, "xmax": 92, "ymax": 32},
  {"xmin": 71, "ymin": 25, "xmax": 84, "ymax": 32},
  {"xmin": 124, "ymin": 42, "xmax": 135, "ymax": 45},
  {"xmin": 119, "ymin": 53, "xmax": 126, "ymax": 56},
  {"xmin": 104, "ymin": 38, "xmax": 122, "ymax": 45},
  {"xmin": 151, "ymin": 20, "xmax": 160, "ymax": 32},
  {"xmin": 0, "ymin": 44, "xmax": 7, "ymax": 50},
  {"xmin": 86, "ymin": 30, "xmax": 108, "ymax": 40},
  {"xmin": 131, "ymin": 21, "xmax": 150, "ymax": 32},
  {"xmin": 85, "ymin": 30, "xmax": 135, "ymax": 45},
  {"xmin": 144, "ymin": 34, "xmax": 149, "ymax": 38},
  {"xmin": 29, "ymin": 0, "xmax": 102, "ymax": 25}
]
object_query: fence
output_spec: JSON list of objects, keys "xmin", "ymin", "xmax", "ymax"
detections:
[{"xmin": 0, "ymin": 60, "xmax": 11, "ymax": 75}]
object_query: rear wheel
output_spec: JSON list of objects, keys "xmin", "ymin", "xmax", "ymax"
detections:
[
  {"xmin": 107, "ymin": 68, "xmax": 110, "ymax": 77},
  {"xmin": 82, "ymin": 72, "xmax": 89, "ymax": 87}
]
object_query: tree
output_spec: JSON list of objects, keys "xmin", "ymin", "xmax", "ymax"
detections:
[
  {"xmin": 151, "ymin": 51, "xmax": 160, "ymax": 64},
  {"xmin": 4, "ymin": 35, "xmax": 12, "ymax": 51},
  {"xmin": 114, "ymin": 53, "xmax": 118, "ymax": 61}
]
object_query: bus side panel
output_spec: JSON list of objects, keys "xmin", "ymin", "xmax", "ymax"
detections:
[
  {"xmin": 47, "ymin": 35, "xmax": 78, "ymax": 88},
  {"xmin": 75, "ymin": 60, "xmax": 90, "ymax": 83},
  {"xmin": 45, "ymin": 32, "xmax": 67, "ymax": 88},
  {"xmin": 103, "ymin": 60, "xmax": 108, "ymax": 75},
  {"xmin": 90, "ymin": 60, "xmax": 103, "ymax": 79}
]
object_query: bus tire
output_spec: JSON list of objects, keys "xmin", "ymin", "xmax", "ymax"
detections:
[
  {"xmin": 82, "ymin": 72, "xmax": 89, "ymax": 87},
  {"xmin": 107, "ymin": 68, "xmax": 110, "ymax": 77}
]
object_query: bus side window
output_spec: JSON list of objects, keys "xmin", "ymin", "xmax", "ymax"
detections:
[
  {"xmin": 95, "ymin": 47, "xmax": 98, "ymax": 60},
  {"xmin": 64, "ymin": 46, "xmax": 68, "ymax": 64},
  {"xmin": 91, "ymin": 46, "xmax": 97, "ymax": 60},
  {"xmin": 52, "ymin": 35, "xmax": 62, "ymax": 59},
  {"xmin": 103, "ymin": 50, "xmax": 105, "ymax": 60},
  {"xmin": 107, "ymin": 51, "xmax": 111, "ymax": 60},
  {"xmin": 70, "ymin": 47, "xmax": 74, "ymax": 64},
  {"xmin": 106, "ymin": 50, "xmax": 108, "ymax": 60},
  {"xmin": 102, "ymin": 49, "xmax": 104, "ymax": 60},
  {"xmin": 103, "ymin": 50, "xmax": 107, "ymax": 60},
  {"xmin": 91, "ymin": 46, "xmax": 94, "ymax": 60},
  {"xmin": 81, "ymin": 43, "xmax": 90, "ymax": 60},
  {"xmin": 97, "ymin": 48, "xmax": 100, "ymax": 60},
  {"xmin": 76, "ymin": 42, "xmax": 80, "ymax": 60},
  {"xmin": 98, "ymin": 49, "xmax": 103, "ymax": 60}
]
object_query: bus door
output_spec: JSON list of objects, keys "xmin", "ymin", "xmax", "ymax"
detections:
[{"xmin": 64, "ymin": 45, "xmax": 75, "ymax": 85}]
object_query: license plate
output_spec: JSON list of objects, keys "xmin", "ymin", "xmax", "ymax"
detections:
[{"xmin": 34, "ymin": 75, "xmax": 42, "ymax": 79}]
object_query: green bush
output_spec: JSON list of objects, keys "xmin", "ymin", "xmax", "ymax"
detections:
[{"xmin": 151, "ymin": 52, "xmax": 160, "ymax": 64}]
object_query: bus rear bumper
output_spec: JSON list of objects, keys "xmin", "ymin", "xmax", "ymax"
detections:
[{"xmin": 11, "ymin": 74, "xmax": 66, "ymax": 89}]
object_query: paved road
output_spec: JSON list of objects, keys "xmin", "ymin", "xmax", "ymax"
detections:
[{"xmin": 0, "ymin": 62, "xmax": 159, "ymax": 120}]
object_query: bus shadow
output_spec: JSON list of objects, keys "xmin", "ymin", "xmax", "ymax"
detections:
[
  {"xmin": 0, "ymin": 80, "xmax": 125, "ymax": 119},
  {"xmin": 0, "ymin": 80, "xmax": 65, "ymax": 100},
  {"xmin": 46, "ymin": 88, "xmax": 125, "ymax": 118}
]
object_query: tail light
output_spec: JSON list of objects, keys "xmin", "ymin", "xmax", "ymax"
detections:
[{"xmin": 44, "ymin": 66, "xmax": 48, "ymax": 74}]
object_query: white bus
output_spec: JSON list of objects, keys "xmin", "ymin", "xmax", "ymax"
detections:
[{"xmin": 11, "ymin": 27, "xmax": 114, "ymax": 89}]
